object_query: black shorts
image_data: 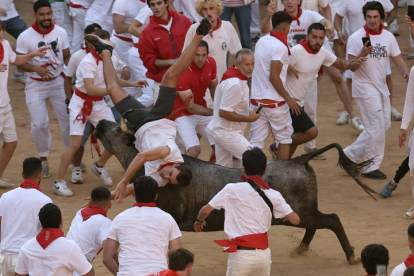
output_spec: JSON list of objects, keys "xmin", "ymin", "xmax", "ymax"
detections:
[
  {"xmin": 290, "ymin": 108, "xmax": 315, "ymax": 134},
  {"xmin": 115, "ymin": 86, "xmax": 177, "ymax": 129}
]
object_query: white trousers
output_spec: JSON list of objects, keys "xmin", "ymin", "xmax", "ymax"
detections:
[
  {"xmin": 344, "ymin": 94, "xmax": 391, "ymax": 173},
  {"xmin": 25, "ymin": 77, "xmax": 70, "ymax": 157},
  {"xmin": 0, "ymin": 104, "xmax": 17, "ymax": 144},
  {"xmin": 175, "ymin": 115, "xmax": 214, "ymax": 150},
  {"xmin": 1, "ymin": 254, "xmax": 18, "ymax": 276},
  {"xmin": 51, "ymin": 2, "xmax": 73, "ymax": 49},
  {"xmin": 69, "ymin": 6, "xmax": 86, "ymax": 53},
  {"xmin": 250, "ymin": 0, "xmax": 260, "ymax": 37},
  {"xmin": 226, "ymin": 248, "xmax": 271, "ymax": 276},
  {"xmin": 212, "ymin": 129, "xmax": 252, "ymax": 168},
  {"xmin": 304, "ymin": 78, "xmax": 318, "ymax": 149},
  {"xmin": 111, "ymin": 35, "xmax": 133, "ymax": 64}
]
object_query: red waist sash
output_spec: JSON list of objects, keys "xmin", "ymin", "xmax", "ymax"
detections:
[
  {"xmin": 73, "ymin": 89, "xmax": 103, "ymax": 124},
  {"xmin": 114, "ymin": 34, "xmax": 133, "ymax": 43},
  {"xmin": 214, "ymin": 232, "xmax": 269, "ymax": 253}
]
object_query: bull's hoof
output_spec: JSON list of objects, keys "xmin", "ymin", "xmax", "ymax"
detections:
[
  {"xmin": 290, "ymin": 244, "xmax": 309, "ymax": 257},
  {"xmin": 347, "ymin": 247, "xmax": 360, "ymax": 265}
]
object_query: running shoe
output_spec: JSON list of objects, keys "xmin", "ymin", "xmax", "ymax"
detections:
[
  {"xmin": 349, "ymin": 117, "xmax": 364, "ymax": 132},
  {"xmin": 42, "ymin": 161, "xmax": 51, "ymax": 178},
  {"xmin": 0, "ymin": 178, "xmax": 14, "ymax": 189},
  {"xmin": 337, "ymin": 111, "xmax": 349, "ymax": 125},
  {"xmin": 362, "ymin": 169, "xmax": 387, "ymax": 180},
  {"xmin": 380, "ymin": 179, "xmax": 398, "ymax": 198},
  {"xmin": 91, "ymin": 162, "xmax": 113, "ymax": 187},
  {"xmin": 391, "ymin": 107, "xmax": 402, "ymax": 121},
  {"xmin": 53, "ymin": 180, "xmax": 74, "ymax": 197},
  {"xmin": 406, "ymin": 205, "xmax": 414, "ymax": 219},
  {"xmin": 71, "ymin": 167, "xmax": 83, "ymax": 184}
]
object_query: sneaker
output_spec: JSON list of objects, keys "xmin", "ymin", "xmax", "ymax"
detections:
[
  {"xmin": 349, "ymin": 117, "xmax": 364, "ymax": 132},
  {"xmin": 91, "ymin": 162, "xmax": 113, "ymax": 187},
  {"xmin": 268, "ymin": 142, "xmax": 278, "ymax": 160},
  {"xmin": 337, "ymin": 111, "xmax": 349, "ymax": 125},
  {"xmin": 362, "ymin": 169, "xmax": 387, "ymax": 180},
  {"xmin": 84, "ymin": 34, "xmax": 115, "ymax": 54},
  {"xmin": 0, "ymin": 178, "xmax": 15, "ymax": 189},
  {"xmin": 11, "ymin": 71, "xmax": 26, "ymax": 84},
  {"xmin": 406, "ymin": 205, "xmax": 414, "ymax": 219},
  {"xmin": 380, "ymin": 179, "xmax": 398, "ymax": 198},
  {"xmin": 408, "ymin": 50, "xmax": 414, "ymax": 60},
  {"xmin": 390, "ymin": 23, "xmax": 399, "ymax": 36},
  {"xmin": 70, "ymin": 161, "xmax": 86, "ymax": 172},
  {"xmin": 196, "ymin": 17, "xmax": 212, "ymax": 36},
  {"xmin": 391, "ymin": 106, "xmax": 402, "ymax": 121},
  {"xmin": 251, "ymin": 34, "xmax": 261, "ymax": 45},
  {"xmin": 52, "ymin": 180, "xmax": 74, "ymax": 197},
  {"xmin": 304, "ymin": 146, "xmax": 326, "ymax": 160},
  {"xmin": 42, "ymin": 161, "xmax": 51, "ymax": 178},
  {"xmin": 71, "ymin": 167, "xmax": 83, "ymax": 184}
]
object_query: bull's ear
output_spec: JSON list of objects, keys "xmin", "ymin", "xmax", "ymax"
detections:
[{"xmin": 123, "ymin": 134, "xmax": 136, "ymax": 146}]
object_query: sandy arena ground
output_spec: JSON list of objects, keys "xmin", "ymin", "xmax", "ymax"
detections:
[{"xmin": 3, "ymin": 1, "xmax": 414, "ymax": 275}]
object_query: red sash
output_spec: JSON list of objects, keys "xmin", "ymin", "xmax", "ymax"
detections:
[
  {"xmin": 81, "ymin": 205, "xmax": 107, "ymax": 221},
  {"xmin": 241, "ymin": 175, "xmax": 270, "ymax": 190},
  {"xmin": 269, "ymin": 31, "xmax": 291, "ymax": 55},
  {"xmin": 31, "ymin": 21, "xmax": 55, "ymax": 38},
  {"xmin": 36, "ymin": 228, "xmax": 64, "ymax": 249},
  {"xmin": 114, "ymin": 34, "xmax": 133, "ymax": 43},
  {"xmin": 91, "ymin": 49, "xmax": 102, "ymax": 65},
  {"xmin": 134, "ymin": 202, "xmax": 156, "ymax": 208},
  {"xmin": 0, "ymin": 43, "xmax": 4, "ymax": 64},
  {"xmin": 147, "ymin": 269, "xmax": 181, "ymax": 276},
  {"xmin": 74, "ymin": 89, "xmax": 103, "ymax": 124},
  {"xmin": 157, "ymin": 162, "xmax": 181, "ymax": 172},
  {"xmin": 221, "ymin": 66, "xmax": 248, "ymax": 83},
  {"xmin": 69, "ymin": 1, "xmax": 86, "ymax": 9},
  {"xmin": 284, "ymin": 8, "xmax": 302, "ymax": 26},
  {"xmin": 20, "ymin": 179, "xmax": 41, "ymax": 192},
  {"xmin": 214, "ymin": 232, "xmax": 269, "ymax": 253},
  {"xmin": 404, "ymin": 254, "xmax": 414, "ymax": 268},
  {"xmin": 364, "ymin": 23, "xmax": 384, "ymax": 37},
  {"xmin": 208, "ymin": 17, "xmax": 222, "ymax": 38}
]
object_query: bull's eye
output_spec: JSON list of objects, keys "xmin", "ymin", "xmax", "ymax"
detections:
[{"xmin": 116, "ymin": 126, "xmax": 121, "ymax": 132}]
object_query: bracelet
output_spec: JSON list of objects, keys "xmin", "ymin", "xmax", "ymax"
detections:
[
  {"xmin": 196, "ymin": 218, "xmax": 204, "ymax": 223},
  {"xmin": 338, "ymin": 31, "xmax": 342, "ymax": 35},
  {"xmin": 349, "ymin": 60, "xmax": 354, "ymax": 70}
]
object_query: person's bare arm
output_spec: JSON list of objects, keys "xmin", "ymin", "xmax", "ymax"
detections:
[
  {"xmin": 154, "ymin": 59, "xmax": 176, "ymax": 68},
  {"xmin": 168, "ymin": 237, "xmax": 181, "ymax": 250},
  {"xmin": 321, "ymin": 4, "xmax": 332, "ymax": 23},
  {"xmin": 334, "ymin": 13, "xmax": 347, "ymax": 45},
  {"xmin": 391, "ymin": 55, "xmax": 409, "ymax": 82},
  {"xmin": 102, "ymin": 238, "xmax": 119, "ymax": 276},
  {"xmin": 219, "ymin": 109, "xmax": 260, "ymax": 122},
  {"xmin": 128, "ymin": 19, "xmax": 143, "ymax": 37},
  {"xmin": 117, "ymin": 78, "xmax": 148, "ymax": 88},
  {"xmin": 319, "ymin": 18, "xmax": 334, "ymax": 39},
  {"xmin": 15, "ymin": 274, "xmax": 29, "ymax": 276},
  {"xmin": 331, "ymin": 57, "xmax": 366, "ymax": 72},
  {"xmin": 84, "ymin": 78, "xmax": 108, "ymax": 96},
  {"xmin": 179, "ymin": 90, "xmax": 213, "ymax": 116},
  {"xmin": 64, "ymin": 76, "xmax": 73, "ymax": 101},
  {"xmin": 209, "ymin": 78, "xmax": 218, "ymax": 100},
  {"xmin": 63, "ymin": 48, "xmax": 71, "ymax": 66},
  {"xmin": 16, "ymin": 51, "xmax": 54, "ymax": 79},
  {"xmin": 83, "ymin": 268, "xmax": 95, "ymax": 276},
  {"xmin": 12, "ymin": 47, "xmax": 49, "ymax": 65},
  {"xmin": 261, "ymin": 2, "xmax": 277, "ymax": 34},
  {"xmin": 385, "ymin": 10, "xmax": 397, "ymax": 26},
  {"xmin": 282, "ymin": 212, "xmax": 300, "ymax": 225},
  {"xmin": 113, "ymin": 14, "xmax": 130, "ymax": 34},
  {"xmin": 194, "ymin": 204, "xmax": 215, "ymax": 232}
]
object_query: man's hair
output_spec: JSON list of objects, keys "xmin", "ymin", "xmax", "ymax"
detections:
[
  {"xmin": 147, "ymin": 0, "xmax": 168, "ymax": 8},
  {"xmin": 91, "ymin": 187, "xmax": 111, "ymax": 206},
  {"xmin": 168, "ymin": 248, "xmax": 194, "ymax": 271},
  {"xmin": 198, "ymin": 40, "xmax": 209, "ymax": 54},
  {"xmin": 84, "ymin": 23, "xmax": 102, "ymax": 35},
  {"xmin": 404, "ymin": 266, "xmax": 414, "ymax": 276},
  {"xmin": 176, "ymin": 166, "xmax": 192, "ymax": 187},
  {"xmin": 242, "ymin": 147, "xmax": 267, "ymax": 176},
  {"xmin": 0, "ymin": 21, "xmax": 5, "ymax": 32},
  {"xmin": 235, "ymin": 48, "xmax": 253, "ymax": 63},
  {"xmin": 34, "ymin": 0, "xmax": 51, "ymax": 12},
  {"xmin": 39, "ymin": 203, "xmax": 62, "ymax": 229},
  {"xmin": 195, "ymin": 0, "xmax": 223, "ymax": 17},
  {"xmin": 271, "ymin": 11, "xmax": 292, "ymax": 29},
  {"xmin": 361, "ymin": 244, "xmax": 389, "ymax": 275},
  {"xmin": 307, "ymin": 23, "xmax": 326, "ymax": 35},
  {"xmin": 23, "ymin": 157, "xmax": 42, "ymax": 179},
  {"xmin": 94, "ymin": 29, "xmax": 110, "ymax": 40},
  {"xmin": 363, "ymin": 1, "xmax": 386, "ymax": 20},
  {"xmin": 134, "ymin": 176, "xmax": 158, "ymax": 203}
]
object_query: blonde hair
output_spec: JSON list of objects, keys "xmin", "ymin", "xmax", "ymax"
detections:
[{"xmin": 195, "ymin": 0, "xmax": 223, "ymax": 17}]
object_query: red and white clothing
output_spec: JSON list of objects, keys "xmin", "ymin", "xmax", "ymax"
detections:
[
  {"xmin": 148, "ymin": 269, "xmax": 181, "ymax": 276},
  {"xmin": 390, "ymin": 254, "xmax": 414, "ymax": 276},
  {"xmin": 15, "ymin": 231, "xmax": 93, "ymax": 276},
  {"xmin": 107, "ymin": 205, "xmax": 182, "ymax": 276},
  {"xmin": 69, "ymin": 0, "xmax": 94, "ymax": 52},
  {"xmin": 84, "ymin": 0, "xmax": 115, "ymax": 33},
  {"xmin": 173, "ymin": 0, "xmax": 202, "ymax": 22},
  {"xmin": 173, "ymin": 57, "xmax": 217, "ymax": 150},
  {"xmin": 277, "ymin": 0, "xmax": 328, "ymax": 12},
  {"xmin": 206, "ymin": 67, "xmax": 251, "ymax": 167},
  {"xmin": 286, "ymin": 9, "xmax": 324, "ymax": 47}
]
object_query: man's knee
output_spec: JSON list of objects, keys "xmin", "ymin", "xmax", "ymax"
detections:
[{"xmin": 305, "ymin": 127, "xmax": 318, "ymax": 141}]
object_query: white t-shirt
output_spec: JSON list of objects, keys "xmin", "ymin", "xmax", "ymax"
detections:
[
  {"xmin": 287, "ymin": 44, "xmax": 336, "ymax": 106},
  {"xmin": 347, "ymin": 27, "xmax": 400, "ymax": 98},
  {"xmin": 0, "ymin": 0, "xmax": 18, "ymax": 21},
  {"xmin": 0, "ymin": 39, "xmax": 16, "ymax": 107},
  {"xmin": 15, "ymin": 236, "xmax": 93, "ymax": 276},
  {"xmin": 70, "ymin": 0, "xmax": 94, "ymax": 9},
  {"xmin": 278, "ymin": 0, "xmax": 328, "ymax": 12},
  {"xmin": 134, "ymin": 119, "xmax": 184, "ymax": 187},
  {"xmin": 390, "ymin": 262, "xmax": 406, "ymax": 276},
  {"xmin": 112, "ymin": 0, "xmax": 147, "ymax": 39},
  {"xmin": 173, "ymin": 0, "xmax": 202, "ymax": 22},
  {"xmin": 66, "ymin": 48, "xmax": 87, "ymax": 78},
  {"xmin": 206, "ymin": 76, "xmax": 250, "ymax": 134},
  {"xmin": 16, "ymin": 24, "xmax": 69, "ymax": 79},
  {"xmin": 336, "ymin": 0, "xmax": 394, "ymax": 36},
  {"xmin": 401, "ymin": 66, "xmax": 414, "ymax": 130},
  {"xmin": 66, "ymin": 209, "xmax": 112, "ymax": 263},
  {"xmin": 287, "ymin": 10, "xmax": 324, "ymax": 47},
  {"xmin": 209, "ymin": 182, "xmax": 294, "ymax": 240},
  {"xmin": 131, "ymin": 6, "xmax": 153, "ymax": 44},
  {"xmin": 85, "ymin": 0, "xmax": 114, "ymax": 25},
  {"xmin": 0, "ymin": 187, "xmax": 52, "ymax": 254},
  {"xmin": 107, "ymin": 206, "xmax": 182, "ymax": 276},
  {"xmin": 251, "ymin": 34, "xmax": 289, "ymax": 102},
  {"xmin": 183, "ymin": 21, "xmax": 242, "ymax": 81}
]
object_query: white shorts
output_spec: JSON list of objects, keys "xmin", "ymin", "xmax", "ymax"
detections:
[
  {"xmin": 175, "ymin": 115, "xmax": 214, "ymax": 150},
  {"xmin": 0, "ymin": 104, "xmax": 17, "ymax": 144},
  {"xmin": 249, "ymin": 103, "xmax": 293, "ymax": 149},
  {"xmin": 1, "ymin": 253, "xmax": 18, "ymax": 276},
  {"xmin": 69, "ymin": 94, "xmax": 115, "ymax": 136},
  {"xmin": 226, "ymin": 248, "xmax": 271, "ymax": 276},
  {"xmin": 111, "ymin": 35, "xmax": 133, "ymax": 64}
]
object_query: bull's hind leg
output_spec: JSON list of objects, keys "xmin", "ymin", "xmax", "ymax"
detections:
[{"xmin": 291, "ymin": 228, "xmax": 316, "ymax": 257}]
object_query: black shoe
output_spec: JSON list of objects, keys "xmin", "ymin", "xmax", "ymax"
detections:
[
  {"xmin": 362, "ymin": 169, "xmax": 387, "ymax": 180},
  {"xmin": 84, "ymin": 34, "xmax": 115, "ymax": 54},
  {"xmin": 196, "ymin": 17, "xmax": 212, "ymax": 36}
]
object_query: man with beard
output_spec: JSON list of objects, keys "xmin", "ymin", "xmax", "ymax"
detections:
[{"xmin": 15, "ymin": 0, "xmax": 71, "ymax": 181}]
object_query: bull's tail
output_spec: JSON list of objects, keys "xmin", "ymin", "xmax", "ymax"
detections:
[{"xmin": 296, "ymin": 143, "xmax": 378, "ymax": 200}]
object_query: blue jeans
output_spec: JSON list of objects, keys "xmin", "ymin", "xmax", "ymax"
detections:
[
  {"xmin": 220, "ymin": 5, "xmax": 252, "ymax": 49},
  {"xmin": 1, "ymin": 16, "xmax": 27, "ymax": 39}
]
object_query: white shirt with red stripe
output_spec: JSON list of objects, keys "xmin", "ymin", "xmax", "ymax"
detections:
[
  {"xmin": 70, "ymin": 0, "xmax": 94, "ymax": 9},
  {"xmin": 112, "ymin": 0, "xmax": 147, "ymax": 40},
  {"xmin": 134, "ymin": 119, "xmax": 184, "ymax": 187},
  {"xmin": 107, "ymin": 206, "xmax": 182, "ymax": 276},
  {"xmin": 209, "ymin": 182, "xmax": 293, "ymax": 240},
  {"xmin": 16, "ymin": 23, "xmax": 69, "ymax": 79},
  {"xmin": 0, "ymin": 39, "xmax": 16, "ymax": 107},
  {"xmin": 15, "ymin": 236, "xmax": 92, "ymax": 276},
  {"xmin": 0, "ymin": 187, "xmax": 52, "ymax": 254}
]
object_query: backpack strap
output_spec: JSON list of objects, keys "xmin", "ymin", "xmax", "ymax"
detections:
[{"xmin": 246, "ymin": 180, "xmax": 274, "ymax": 216}]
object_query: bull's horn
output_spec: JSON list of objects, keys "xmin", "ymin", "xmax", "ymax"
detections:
[{"xmin": 120, "ymin": 118, "xmax": 135, "ymax": 135}]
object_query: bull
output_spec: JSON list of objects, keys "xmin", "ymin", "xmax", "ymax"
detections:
[{"xmin": 94, "ymin": 119, "xmax": 378, "ymax": 264}]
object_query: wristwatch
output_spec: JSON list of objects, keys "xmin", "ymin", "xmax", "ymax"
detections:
[
  {"xmin": 383, "ymin": 22, "xmax": 388, "ymax": 28},
  {"xmin": 65, "ymin": 99, "xmax": 70, "ymax": 105}
]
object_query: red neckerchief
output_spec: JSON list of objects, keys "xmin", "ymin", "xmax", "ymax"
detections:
[
  {"xmin": 209, "ymin": 17, "xmax": 222, "ymax": 38},
  {"xmin": 404, "ymin": 254, "xmax": 414, "ymax": 268},
  {"xmin": 20, "ymin": 179, "xmax": 41, "ymax": 192},
  {"xmin": 134, "ymin": 202, "xmax": 156, "ymax": 207},
  {"xmin": 90, "ymin": 49, "xmax": 102, "ymax": 65},
  {"xmin": 81, "ymin": 44, "xmax": 91, "ymax": 54},
  {"xmin": 214, "ymin": 232, "xmax": 269, "ymax": 253},
  {"xmin": 36, "ymin": 228, "xmax": 64, "ymax": 249},
  {"xmin": 269, "ymin": 31, "xmax": 291, "ymax": 55},
  {"xmin": 157, "ymin": 162, "xmax": 181, "ymax": 172},
  {"xmin": 81, "ymin": 205, "xmax": 107, "ymax": 221},
  {"xmin": 241, "ymin": 175, "xmax": 270, "ymax": 190},
  {"xmin": 0, "ymin": 42, "xmax": 4, "ymax": 64},
  {"xmin": 220, "ymin": 66, "xmax": 248, "ymax": 83},
  {"xmin": 152, "ymin": 9, "xmax": 173, "ymax": 25},
  {"xmin": 284, "ymin": 8, "xmax": 302, "ymax": 26},
  {"xmin": 299, "ymin": 39, "xmax": 319, "ymax": 54},
  {"xmin": 31, "ymin": 21, "xmax": 55, "ymax": 38},
  {"xmin": 148, "ymin": 269, "xmax": 181, "ymax": 276},
  {"xmin": 364, "ymin": 23, "xmax": 384, "ymax": 37}
]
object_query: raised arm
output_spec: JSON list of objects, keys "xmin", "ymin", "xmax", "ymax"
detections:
[{"xmin": 261, "ymin": 2, "xmax": 277, "ymax": 34}]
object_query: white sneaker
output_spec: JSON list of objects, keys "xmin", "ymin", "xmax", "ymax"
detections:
[
  {"xmin": 91, "ymin": 162, "xmax": 113, "ymax": 186},
  {"xmin": 42, "ymin": 161, "xmax": 51, "ymax": 178},
  {"xmin": 71, "ymin": 167, "xmax": 83, "ymax": 184},
  {"xmin": 0, "ymin": 178, "xmax": 15, "ymax": 189},
  {"xmin": 11, "ymin": 71, "xmax": 26, "ymax": 84},
  {"xmin": 349, "ymin": 117, "xmax": 364, "ymax": 132},
  {"xmin": 390, "ymin": 23, "xmax": 399, "ymax": 36},
  {"xmin": 337, "ymin": 111, "xmax": 349, "ymax": 125},
  {"xmin": 70, "ymin": 161, "xmax": 86, "ymax": 172},
  {"xmin": 406, "ymin": 205, "xmax": 414, "ymax": 218},
  {"xmin": 52, "ymin": 180, "xmax": 74, "ymax": 197},
  {"xmin": 391, "ymin": 106, "xmax": 402, "ymax": 121}
]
